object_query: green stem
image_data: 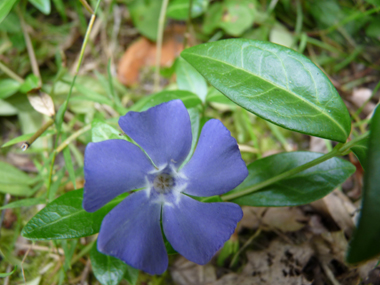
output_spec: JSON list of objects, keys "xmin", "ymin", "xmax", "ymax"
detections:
[
  {"xmin": 153, "ymin": 0, "xmax": 169, "ymax": 91},
  {"xmin": 339, "ymin": 131, "xmax": 370, "ymax": 153},
  {"xmin": 222, "ymin": 147, "xmax": 341, "ymax": 201},
  {"xmin": 46, "ymin": 0, "xmax": 102, "ymax": 200}
]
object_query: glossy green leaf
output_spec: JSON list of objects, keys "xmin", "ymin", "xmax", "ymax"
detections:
[
  {"xmin": 90, "ymin": 242, "xmax": 130, "ymax": 285},
  {"xmin": 347, "ymin": 107, "xmax": 380, "ymax": 263},
  {"xmin": 206, "ymin": 87, "xmax": 235, "ymax": 107},
  {"xmin": 229, "ymin": 151, "xmax": 355, "ymax": 206},
  {"xmin": 351, "ymin": 138, "xmax": 368, "ymax": 171},
  {"xmin": 181, "ymin": 39, "xmax": 351, "ymax": 142},
  {"xmin": 0, "ymin": 266, "xmax": 17, "ymax": 277},
  {"xmin": 21, "ymin": 189, "xmax": 126, "ymax": 240},
  {"xmin": 0, "ymin": 79, "xmax": 21, "ymax": 99},
  {"xmin": 20, "ymin": 74, "xmax": 39, "ymax": 93},
  {"xmin": 130, "ymin": 90, "xmax": 202, "ymax": 111},
  {"xmin": 0, "ymin": 198, "xmax": 45, "ymax": 210},
  {"xmin": 0, "ymin": 0, "xmax": 18, "ymax": 24},
  {"xmin": 29, "ymin": 0, "xmax": 51, "ymax": 14},
  {"xmin": 176, "ymin": 57, "xmax": 208, "ymax": 102},
  {"xmin": 2, "ymin": 129, "xmax": 55, "ymax": 148},
  {"xmin": 166, "ymin": 0, "xmax": 208, "ymax": 20},
  {"xmin": 91, "ymin": 119, "xmax": 127, "ymax": 143},
  {"xmin": 128, "ymin": 0, "xmax": 162, "ymax": 41}
]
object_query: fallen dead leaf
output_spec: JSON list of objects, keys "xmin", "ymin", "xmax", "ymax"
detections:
[
  {"xmin": 311, "ymin": 189, "xmax": 357, "ymax": 237},
  {"xmin": 242, "ymin": 239, "xmax": 314, "ymax": 284},
  {"xmin": 118, "ymin": 24, "xmax": 189, "ymax": 86},
  {"xmin": 170, "ymin": 256, "xmax": 217, "ymax": 285},
  {"xmin": 27, "ymin": 90, "xmax": 55, "ymax": 117},
  {"xmin": 262, "ymin": 207, "xmax": 309, "ymax": 233}
]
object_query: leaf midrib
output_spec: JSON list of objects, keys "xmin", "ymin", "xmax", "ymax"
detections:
[{"xmin": 184, "ymin": 52, "xmax": 348, "ymax": 137}]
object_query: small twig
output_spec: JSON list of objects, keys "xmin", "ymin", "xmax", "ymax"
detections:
[
  {"xmin": 21, "ymin": 243, "xmax": 34, "ymax": 283},
  {"xmin": 21, "ymin": 118, "xmax": 54, "ymax": 151},
  {"xmin": 154, "ymin": 0, "xmax": 170, "ymax": 91},
  {"xmin": 3, "ymin": 265, "xmax": 12, "ymax": 285},
  {"xmin": 17, "ymin": 7, "xmax": 41, "ymax": 87},
  {"xmin": 0, "ymin": 61, "xmax": 24, "ymax": 83},
  {"xmin": 79, "ymin": 0, "xmax": 94, "ymax": 14}
]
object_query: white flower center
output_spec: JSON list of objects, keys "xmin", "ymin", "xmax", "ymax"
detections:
[{"xmin": 153, "ymin": 173, "xmax": 174, "ymax": 194}]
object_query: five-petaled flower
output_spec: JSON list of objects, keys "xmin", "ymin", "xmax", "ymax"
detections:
[{"xmin": 83, "ymin": 100, "xmax": 248, "ymax": 275}]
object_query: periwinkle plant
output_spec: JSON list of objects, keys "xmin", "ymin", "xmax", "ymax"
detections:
[{"xmin": 20, "ymin": 39, "xmax": 379, "ymax": 280}]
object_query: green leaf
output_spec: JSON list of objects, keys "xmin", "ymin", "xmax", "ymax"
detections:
[
  {"xmin": 0, "ymin": 198, "xmax": 45, "ymax": 210},
  {"xmin": 0, "ymin": 0, "xmax": 18, "ymax": 24},
  {"xmin": 2, "ymin": 129, "xmax": 55, "ymax": 148},
  {"xmin": 20, "ymin": 74, "xmax": 40, "ymax": 93},
  {"xmin": 176, "ymin": 57, "xmax": 208, "ymax": 102},
  {"xmin": 206, "ymin": 87, "xmax": 235, "ymax": 106},
  {"xmin": 166, "ymin": 0, "xmax": 208, "ymax": 20},
  {"xmin": 0, "ymin": 79, "xmax": 21, "ymax": 99},
  {"xmin": 181, "ymin": 39, "xmax": 351, "ymax": 142},
  {"xmin": 124, "ymin": 265, "xmax": 139, "ymax": 285},
  {"xmin": 218, "ymin": 0, "xmax": 255, "ymax": 36},
  {"xmin": 0, "ymin": 161, "xmax": 33, "ymax": 185},
  {"xmin": 130, "ymin": 90, "xmax": 202, "ymax": 111},
  {"xmin": 229, "ymin": 151, "xmax": 355, "ymax": 206},
  {"xmin": 29, "ymin": 0, "xmax": 51, "ymax": 14},
  {"xmin": 351, "ymin": 138, "xmax": 368, "ymax": 171},
  {"xmin": 128, "ymin": 0, "xmax": 162, "ymax": 41},
  {"xmin": 0, "ymin": 266, "xmax": 17, "ymax": 277},
  {"xmin": 90, "ymin": 242, "xmax": 130, "ymax": 285},
  {"xmin": 0, "ymin": 183, "xmax": 33, "ymax": 196},
  {"xmin": 21, "ymin": 189, "xmax": 127, "ymax": 240},
  {"xmin": 347, "ymin": 107, "xmax": 380, "ymax": 263},
  {"xmin": 91, "ymin": 119, "xmax": 127, "ymax": 143}
]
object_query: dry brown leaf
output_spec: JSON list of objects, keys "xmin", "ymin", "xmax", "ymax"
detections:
[
  {"xmin": 170, "ymin": 256, "xmax": 217, "ymax": 285},
  {"xmin": 118, "ymin": 25, "xmax": 187, "ymax": 86},
  {"xmin": 27, "ymin": 90, "xmax": 55, "ymax": 117},
  {"xmin": 262, "ymin": 207, "xmax": 309, "ymax": 232},
  {"xmin": 242, "ymin": 239, "xmax": 314, "ymax": 284},
  {"xmin": 321, "ymin": 190, "xmax": 357, "ymax": 237},
  {"xmin": 309, "ymin": 136, "xmax": 328, "ymax": 153}
]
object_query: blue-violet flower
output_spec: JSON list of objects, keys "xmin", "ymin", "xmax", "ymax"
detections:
[{"xmin": 83, "ymin": 100, "xmax": 248, "ymax": 275}]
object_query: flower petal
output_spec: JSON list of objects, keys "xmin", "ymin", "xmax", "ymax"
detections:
[
  {"xmin": 181, "ymin": 119, "xmax": 248, "ymax": 196},
  {"xmin": 162, "ymin": 194, "xmax": 242, "ymax": 265},
  {"xmin": 118, "ymin": 100, "xmax": 192, "ymax": 167},
  {"xmin": 83, "ymin": 140, "xmax": 154, "ymax": 212},
  {"xmin": 98, "ymin": 190, "xmax": 168, "ymax": 275}
]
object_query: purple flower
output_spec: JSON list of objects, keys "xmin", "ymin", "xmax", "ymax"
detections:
[{"xmin": 83, "ymin": 100, "xmax": 248, "ymax": 275}]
